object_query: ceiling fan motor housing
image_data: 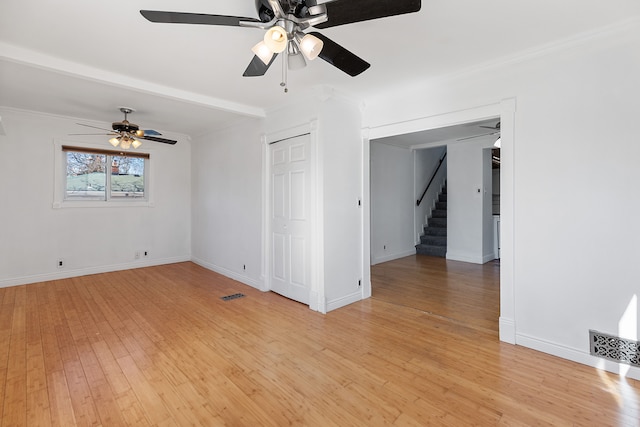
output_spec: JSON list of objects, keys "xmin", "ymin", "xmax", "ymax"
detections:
[
  {"xmin": 112, "ymin": 120, "xmax": 140, "ymax": 133},
  {"xmin": 256, "ymin": 0, "xmax": 317, "ymax": 22},
  {"xmin": 255, "ymin": 0, "xmax": 276, "ymax": 22}
]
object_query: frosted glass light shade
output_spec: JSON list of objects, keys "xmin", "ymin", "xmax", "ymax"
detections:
[
  {"xmin": 109, "ymin": 137, "xmax": 120, "ymax": 147},
  {"xmin": 494, "ymin": 137, "xmax": 501, "ymax": 148},
  {"xmin": 132, "ymin": 139, "xmax": 142, "ymax": 149},
  {"xmin": 264, "ymin": 25, "xmax": 287, "ymax": 53},
  {"xmin": 298, "ymin": 33, "xmax": 323, "ymax": 60},
  {"xmin": 252, "ymin": 41, "xmax": 274, "ymax": 65}
]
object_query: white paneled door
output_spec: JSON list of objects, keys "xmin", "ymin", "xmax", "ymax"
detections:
[{"xmin": 270, "ymin": 134, "xmax": 311, "ymax": 304}]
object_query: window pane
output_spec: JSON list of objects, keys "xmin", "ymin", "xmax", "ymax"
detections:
[
  {"xmin": 65, "ymin": 152, "xmax": 106, "ymax": 199},
  {"xmin": 110, "ymin": 156, "xmax": 145, "ymax": 198}
]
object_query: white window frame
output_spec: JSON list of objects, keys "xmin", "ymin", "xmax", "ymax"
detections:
[{"xmin": 53, "ymin": 140, "xmax": 155, "ymax": 208}]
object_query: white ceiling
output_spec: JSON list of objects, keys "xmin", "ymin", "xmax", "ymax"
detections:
[{"xmin": 1, "ymin": 0, "xmax": 639, "ymax": 138}]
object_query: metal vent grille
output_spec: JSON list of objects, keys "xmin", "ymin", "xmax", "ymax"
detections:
[
  {"xmin": 590, "ymin": 330, "xmax": 640, "ymax": 367},
  {"xmin": 221, "ymin": 293, "xmax": 245, "ymax": 301}
]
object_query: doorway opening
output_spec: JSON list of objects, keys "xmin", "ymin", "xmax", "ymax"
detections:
[{"xmin": 362, "ymin": 99, "xmax": 515, "ymax": 342}]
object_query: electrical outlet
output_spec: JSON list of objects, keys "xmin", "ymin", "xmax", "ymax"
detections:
[
  {"xmin": 57, "ymin": 258, "xmax": 64, "ymax": 269},
  {"xmin": 143, "ymin": 251, "xmax": 149, "ymax": 257}
]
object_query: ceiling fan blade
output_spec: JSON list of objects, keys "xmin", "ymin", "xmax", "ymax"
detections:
[
  {"xmin": 315, "ymin": 0, "xmax": 421, "ymax": 29},
  {"xmin": 69, "ymin": 133, "xmax": 114, "ymax": 136},
  {"xmin": 309, "ymin": 32, "xmax": 370, "ymax": 76},
  {"xmin": 140, "ymin": 135, "xmax": 177, "ymax": 145},
  {"xmin": 243, "ymin": 53, "xmax": 278, "ymax": 77},
  {"xmin": 457, "ymin": 132, "xmax": 499, "ymax": 142},
  {"xmin": 140, "ymin": 10, "xmax": 260, "ymax": 26},
  {"xmin": 140, "ymin": 129, "xmax": 162, "ymax": 136},
  {"xmin": 480, "ymin": 122, "xmax": 501, "ymax": 130},
  {"xmin": 76, "ymin": 123, "xmax": 113, "ymax": 132}
]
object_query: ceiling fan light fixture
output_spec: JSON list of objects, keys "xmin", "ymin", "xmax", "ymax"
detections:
[
  {"xmin": 264, "ymin": 25, "xmax": 288, "ymax": 54},
  {"xmin": 120, "ymin": 137, "xmax": 132, "ymax": 150},
  {"xmin": 297, "ymin": 33, "xmax": 323, "ymax": 61},
  {"xmin": 287, "ymin": 42, "xmax": 306, "ymax": 70},
  {"xmin": 109, "ymin": 137, "xmax": 120, "ymax": 147},
  {"xmin": 252, "ymin": 40, "xmax": 275, "ymax": 65},
  {"xmin": 132, "ymin": 138, "xmax": 143, "ymax": 149}
]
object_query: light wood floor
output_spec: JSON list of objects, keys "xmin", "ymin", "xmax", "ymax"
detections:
[
  {"xmin": 1, "ymin": 262, "xmax": 639, "ymax": 426},
  {"xmin": 371, "ymin": 255, "xmax": 500, "ymax": 333}
]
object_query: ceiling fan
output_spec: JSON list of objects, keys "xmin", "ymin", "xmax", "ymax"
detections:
[
  {"xmin": 72, "ymin": 108, "xmax": 177, "ymax": 149},
  {"xmin": 139, "ymin": 0, "xmax": 421, "ymax": 91},
  {"xmin": 457, "ymin": 122, "xmax": 501, "ymax": 143}
]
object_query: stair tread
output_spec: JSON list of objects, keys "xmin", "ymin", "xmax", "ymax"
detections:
[{"xmin": 417, "ymin": 182, "xmax": 447, "ymax": 258}]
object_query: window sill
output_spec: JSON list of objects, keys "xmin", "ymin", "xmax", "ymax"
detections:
[{"xmin": 53, "ymin": 200, "xmax": 154, "ymax": 209}]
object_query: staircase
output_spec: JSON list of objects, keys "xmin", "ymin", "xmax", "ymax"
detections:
[{"xmin": 415, "ymin": 185, "xmax": 447, "ymax": 257}]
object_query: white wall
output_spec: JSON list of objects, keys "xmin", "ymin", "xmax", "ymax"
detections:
[
  {"xmin": 191, "ymin": 94, "xmax": 364, "ymax": 311},
  {"xmin": 317, "ymin": 98, "xmax": 364, "ymax": 309},
  {"xmin": 190, "ymin": 118, "xmax": 264, "ymax": 289},
  {"xmin": 446, "ymin": 141, "xmax": 486, "ymax": 263},
  {"xmin": 370, "ymin": 142, "xmax": 414, "ymax": 264},
  {"xmin": 0, "ymin": 108, "xmax": 191, "ymax": 287},
  {"xmin": 362, "ymin": 21, "xmax": 640, "ymax": 378}
]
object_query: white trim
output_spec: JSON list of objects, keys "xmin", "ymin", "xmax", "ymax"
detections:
[
  {"xmin": 516, "ymin": 333, "xmax": 640, "ymax": 381},
  {"xmin": 361, "ymin": 128, "xmax": 372, "ymax": 299},
  {"xmin": 0, "ymin": 256, "xmax": 190, "ymax": 289},
  {"xmin": 371, "ymin": 249, "xmax": 416, "ymax": 266},
  {"xmin": 499, "ymin": 98, "xmax": 517, "ymax": 344},
  {"xmin": 0, "ymin": 42, "xmax": 265, "ymax": 119},
  {"xmin": 368, "ymin": 103, "xmax": 501, "ymax": 142},
  {"xmin": 363, "ymin": 98, "xmax": 517, "ymax": 344},
  {"xmin": 191, "ymin": 257, "xmax": 263, "ymax": 291},
  {"xmin": 326, "ymin": 291, "xmax": 363, "ymax": 312},
  {"xmin": 499, "ymin": 317, "xmax": 516, "ymax": 344},
  {"xmin": 445, "ymin": 251, "xmax": 495, "ymax": 265}
]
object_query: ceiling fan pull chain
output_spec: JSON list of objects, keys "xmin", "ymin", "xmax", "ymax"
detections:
[{"xmin": 280, "ymin": 51, "xmax": 288, "ymax": 93}]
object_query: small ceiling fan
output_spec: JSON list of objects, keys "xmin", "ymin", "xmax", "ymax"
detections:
[
  {"xmin": 139, "ymin": 0, "xmax": 421, "ymax": 90},
  {"xmin": 72, "ymin": 108, "xmax": 177, "ymax": 149},
  {"xmin": 457, "ymin": 122, "xmax": 501, "ymax": 142}
]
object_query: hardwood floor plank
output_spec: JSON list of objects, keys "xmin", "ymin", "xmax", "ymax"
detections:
[
  {"xmin": 116, "ymin": 354, "xmax": 173, "ymax": 426},
  {"xmin": 46, "ymin": 369, "xmax": 77, "ymax": 427}
]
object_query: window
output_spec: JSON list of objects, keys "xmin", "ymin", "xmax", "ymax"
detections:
[{"xmin": 62, "ymin": 145, "xmax": 149, "ymax": 202}]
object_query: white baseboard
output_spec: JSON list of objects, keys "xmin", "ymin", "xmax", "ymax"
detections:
[
  {"xmin": 326, "ymin": 290, "xmax": 363, "ymax": 312},
  {"xmin": 516, "ymin": 332, "xmax": 640, "ymax": 381},
  {"xmin": 190, "ymin": 257, "xmax": 264, "ymax": 291},
  {"xmin": 446, "ymin": 251, "xmax": 493, "ymax": 264},
  {"xmin": 499, "ymin": 317, "xmax": 516, "ymax": 344},
  {"xmin": 371, "ymin": 249, "xmax": 416, "ymax": 265},
  {"xmin": 0, "ymin": 255, "xmax": 191, "ymax": 289}
]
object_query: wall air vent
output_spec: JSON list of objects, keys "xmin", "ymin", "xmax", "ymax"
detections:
[
  {"xmin": 221, "ymin": 293, "xmax": 245, "ymax": 301},
  {"xmin": 590, "ymin": 330, "xmax": 640, "ymax": 367}
]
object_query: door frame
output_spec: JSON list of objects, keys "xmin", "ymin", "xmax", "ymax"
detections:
[
  {"xmin": 362, "ymin": 99, "xmax": 517, "ymax": 343},
  {"xmin": 261, "ymin": 120, "xmax": 325, "ymax": 312}
]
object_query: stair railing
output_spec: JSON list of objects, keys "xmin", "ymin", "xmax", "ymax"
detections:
[{"xmin": 416, "ymin": 153, "xmax": 447, "ymax": 206}]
